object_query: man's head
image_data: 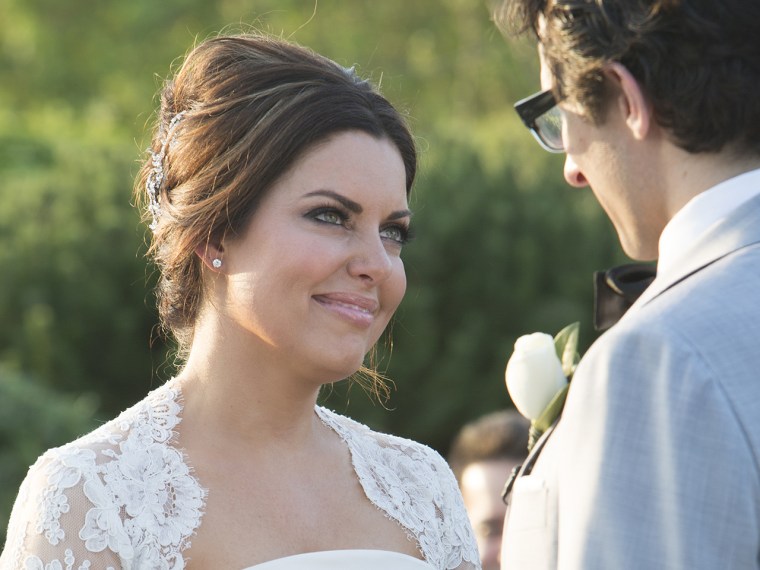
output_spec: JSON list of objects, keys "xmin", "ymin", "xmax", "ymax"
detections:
[
  {"xmin": 449, "ymin": 410, "xmax": 529, "ymax": 570},
  {"xmin": 498, "ymin": 0, "xmax": 760, "ymax": 260}
]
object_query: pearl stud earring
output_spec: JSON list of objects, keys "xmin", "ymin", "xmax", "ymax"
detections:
[{"xmin": 212, "ymin": 258, "xmax": 222, "ymax": 269}]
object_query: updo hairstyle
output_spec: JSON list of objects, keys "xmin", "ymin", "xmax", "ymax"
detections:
[{"xmin": 134, "ymin": 33, "xmax": 417, "ymax": 358}]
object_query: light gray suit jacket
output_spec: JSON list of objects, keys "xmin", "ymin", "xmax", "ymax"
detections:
[{"xmin": 501, "ymin": 192, "xmax": 760, "ymax": 569}]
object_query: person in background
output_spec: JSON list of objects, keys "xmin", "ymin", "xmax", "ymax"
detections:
[
  {"xmin": 0, "ymin": 33, "xmax": 480, "ymax": 570},
  {"xmin": 494, "ymin": 0, "xmax": 760, "ymax": 568},
  {"xmin": 449, "ymin": 410, "xmax": 529, "ymax": 570}
]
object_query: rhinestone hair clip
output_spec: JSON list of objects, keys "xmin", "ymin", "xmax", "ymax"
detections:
[{"xmin": 146, "ymin": 111, "xmax": 185, "ymax": 231}]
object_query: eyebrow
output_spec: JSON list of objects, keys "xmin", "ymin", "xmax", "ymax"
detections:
[{"xmin": 304, "ymin": 189, "xmax": 412, "ymax": 220}]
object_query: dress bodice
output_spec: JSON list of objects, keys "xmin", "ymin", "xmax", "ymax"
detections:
[
  {"xmin": 0, "ymin": 381, "xmax": 480, "ymax": 570},
  {"xmin": 242, "ymin": 549, "xmax": 434, "ymax": 569}
]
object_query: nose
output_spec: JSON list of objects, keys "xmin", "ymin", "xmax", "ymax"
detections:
[
  {"xmin": 347, "ymin": 234, "xmax": 394, "ymax": 283},
  {"xmin": 563, "ymin": 153, "xmax": 588, "ymax": 188}
]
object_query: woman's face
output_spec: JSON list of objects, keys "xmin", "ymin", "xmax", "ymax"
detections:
[{"xmin": 217, "ymin": 130, "xmax": 410, "ymax": 382}]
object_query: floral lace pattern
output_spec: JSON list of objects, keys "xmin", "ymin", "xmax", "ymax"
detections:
[
  {"xmin": 26, "ymin": 548, "xmax": 113, "ymax": 570},
  {"xmin": 317, "ymin": 408, "xmax": 480, "ymax": 570},
  {"xmin": 1, "ymin": 383, "xmax": 479, "ymax": 570}
]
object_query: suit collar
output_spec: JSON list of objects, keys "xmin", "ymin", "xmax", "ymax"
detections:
[
  {"xmin": 632, "ymin": 191, "xmax": 760, "ymax": 310},
  {"xmin": 657, "ymin": 168, "xmax": 760, "ymax": 272}
]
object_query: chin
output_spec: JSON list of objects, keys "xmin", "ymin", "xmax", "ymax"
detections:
[
  {"xmin": 306, "ymin": 335, "xmax": 378, "ymax": 383},
  {"xmin": 622, "ymin": 246, "xmax": 658, "ymax": 262},
  {"xmin": 314, "ymin": 355, "xmax": 368, "ymax": 384},
  {"xmin": 618, "ymin": 232, "xmax": 658, "ymax": 262}
]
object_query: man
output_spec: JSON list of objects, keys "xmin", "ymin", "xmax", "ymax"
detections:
[
  {"xmin": 495, "ymin": 1, "xmax": 760, "ymax": 568},
  {"xmin": 449, "ymin": 410, "xmax": 529, "ymax": 570}
]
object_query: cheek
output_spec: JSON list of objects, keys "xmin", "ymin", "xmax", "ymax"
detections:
[
  {"xmin": 280, "ymin": 236, "xmax": 344, "ymax": 280},
  {"xmin": 384, "ymin": 258, "xmax": 407, "ymax": 312}
]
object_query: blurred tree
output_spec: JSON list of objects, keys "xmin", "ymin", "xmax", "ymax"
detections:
[{"xmin": 0, "ymin": 106, "xmax": 163, "ymax": 414}]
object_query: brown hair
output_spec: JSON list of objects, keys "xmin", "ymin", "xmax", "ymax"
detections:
[
  {"xmin": 134, "ymin": 33, "xmax": 417, "ymax": 369},
  {"xmin": 495, "ymin": 0, "xmax": 760, "ymax": 155}
]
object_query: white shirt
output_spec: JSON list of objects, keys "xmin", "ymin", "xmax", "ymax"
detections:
[{"xmin": 658, "ymin": 168, "xmax": 760, "ymax": 273}]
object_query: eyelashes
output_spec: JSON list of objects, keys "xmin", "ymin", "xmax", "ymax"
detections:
[
  {"xmin": 388, "ymin": 222, "xmax": 415, "ymax": 245},
  {"xmin": 306, "ymin": 204, "xmax": 413, "ymax": 246},
  {"xmin": 310, "ymin": 207, "xmax": 346, "ymax": 226},
  {"xmin": 380, "ymin": 222, "xmax": 414, "ymax": 246}
]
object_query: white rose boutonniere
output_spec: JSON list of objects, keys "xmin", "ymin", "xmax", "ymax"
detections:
[{"xmin": 505, "ymin": 322, "xmax": 580, "ymax": 451}]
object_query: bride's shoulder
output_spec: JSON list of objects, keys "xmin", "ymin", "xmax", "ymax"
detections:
[
  {"xmin": 33, "ymin": 380, "xmax": 182, "ymax": 466},
  {"xmin": 315, "ymin": 407, "xmax": 480, "ymax": 569},
  {"xmin": 20, "ymin": 381, "xmax": 178, "ymax": 494},
  {"xmin": 4, "ymin": 382, "xmax": 202, "ymax": 567}
]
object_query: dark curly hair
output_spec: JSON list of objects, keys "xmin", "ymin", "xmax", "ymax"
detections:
[{"xmin": 495, "ymin": 0, "xmax": 760, "ymax": 155}]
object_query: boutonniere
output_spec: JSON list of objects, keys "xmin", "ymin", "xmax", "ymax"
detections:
[{"xmin": 505, "ymin": 322, "xmax": 580, "ymax": 451}]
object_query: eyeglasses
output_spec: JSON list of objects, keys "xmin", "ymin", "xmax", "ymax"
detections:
[{"xmin": 514, "ymin": 89, "xmax": 564, "ymax": 153}]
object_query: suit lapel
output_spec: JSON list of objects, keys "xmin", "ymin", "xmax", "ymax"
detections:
[{"xmin": 503, "ymin": 422, "xmax": 558, "ymax": 504}]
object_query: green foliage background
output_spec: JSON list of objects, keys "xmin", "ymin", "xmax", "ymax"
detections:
[{"xmin": 0, "ymin": 0, "xmax": 627, "ymax": 537}]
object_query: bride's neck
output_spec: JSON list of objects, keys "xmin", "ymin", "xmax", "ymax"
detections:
[{"xmin": 174, "ymin": 313, "xmax": 323, "ymax": 451}]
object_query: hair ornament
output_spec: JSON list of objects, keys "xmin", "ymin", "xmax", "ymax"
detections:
[{"xmin": 146, "ymin": 111, "xmax": 185, "ymax": 231}]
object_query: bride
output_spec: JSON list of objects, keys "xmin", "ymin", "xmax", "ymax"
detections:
[{"xmin": 0, "ymin": 33, "xmax": 480, "ymax": 570}]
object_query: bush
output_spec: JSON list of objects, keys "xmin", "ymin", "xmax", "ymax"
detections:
[{"xmin": 0, "ymin": 367, "xmax": 99, "ymax": 539}]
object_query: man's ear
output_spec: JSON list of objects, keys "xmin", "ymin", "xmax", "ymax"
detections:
[
  {"xmin": 606, "ymin": 62, "xmax": 651, "ymax": 141},
  {"xmin": 195, "ymin": 240, "xmax": 225, "ymax": 271}
]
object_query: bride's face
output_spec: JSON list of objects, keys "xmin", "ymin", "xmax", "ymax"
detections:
[{"xmin": 217, "ymin": 130, "xmax": 410, "ymax": 381}]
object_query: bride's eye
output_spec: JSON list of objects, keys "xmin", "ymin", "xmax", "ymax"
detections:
[
  {"xmin": 380, "ymin": 223, "xmax": 411, "ymax": 246},
  {"xmin": 309, "ymin": 206, "xmax": 348, "ymax": 226}
]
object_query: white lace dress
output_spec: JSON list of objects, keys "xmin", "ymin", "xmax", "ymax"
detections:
[{"xmin": 0, "ymin": 381, "xmax": 480, "ymax": 570}]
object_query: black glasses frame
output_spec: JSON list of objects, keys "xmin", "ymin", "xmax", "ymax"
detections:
[{"xmin": 513, "ymin": 89, "xmax": 564, "ymax": 153}]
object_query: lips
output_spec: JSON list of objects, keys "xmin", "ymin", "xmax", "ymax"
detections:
[{"xmin": 312, "ymin": 293, "xmax": 379, "ymax": 328}]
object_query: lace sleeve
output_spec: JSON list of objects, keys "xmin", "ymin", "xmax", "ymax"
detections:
[
  {"xmin": 1, "ymin": 452, "xmax": 122, "ymax": 570},
  {"xmin": 425, "ymin": 450, "xmax": 481, "ymax": 570}
]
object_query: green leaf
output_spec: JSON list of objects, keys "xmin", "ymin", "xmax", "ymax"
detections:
[
  {"xmin": 554, "ymin": 321, "xmax": 580, "ymax": 378},
  {"xmin": 533, "ymin": 383, "xmax": 570, "ymax": 435},
  {"xmin": 527, "ymin": 423, "xmax": 543, "ymax": 452}
]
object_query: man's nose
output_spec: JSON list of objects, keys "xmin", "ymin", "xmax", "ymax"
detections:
[{"xmin": 563, "ymin": 153, "xmax": 588, "ymax": 188}]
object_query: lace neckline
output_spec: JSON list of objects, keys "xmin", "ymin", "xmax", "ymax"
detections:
[
  {"xmin": 163, "ymin": 382, "xmax": 428, "ymax": 555},
  {"xmin": 161, "ymin": 382, "xmax": 425, "ymax": 561},
  {"xmin": 21, "ymin": 380, "xmax": 475, "ymax": 570}
]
